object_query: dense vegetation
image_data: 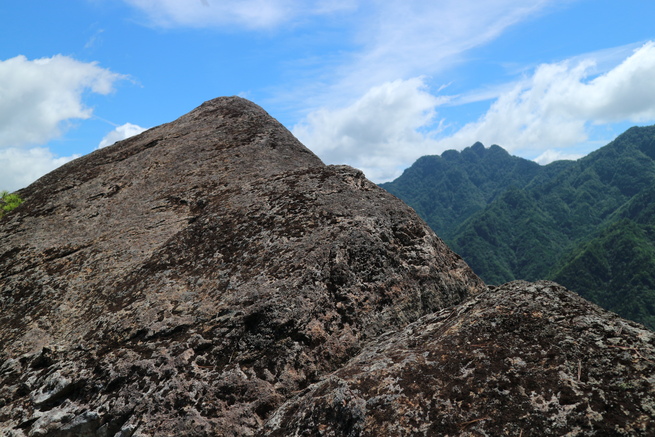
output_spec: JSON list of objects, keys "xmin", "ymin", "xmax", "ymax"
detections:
[
  {"xmin": 0, "ymin": 190, "xmax": 23, "ymax": 218},
  {"xmin": 381, "ymin": 142, "xmax": 543, "ymax": 241},
  {"xmin": 381, "ymin": 125, "xmax": 655, "ymax": 329}
]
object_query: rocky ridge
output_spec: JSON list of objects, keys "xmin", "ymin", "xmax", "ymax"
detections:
[
  {"xmin": 265, "ymin": 281, "xmax": 655, "ymax": 436},
  {"xmin": 0, "ymin": 97, "xmax": 482, "ymax": 436},
  {"xmin": 0, "ymin": 97, "xmax": 653, "ymax": 436}
]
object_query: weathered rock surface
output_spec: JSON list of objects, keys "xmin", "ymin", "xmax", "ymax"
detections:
[
  {"xmin": 1, "ymin": 97, "xmax": 654, "ymax": 436},
  {"xmin": 0, "ymin": 97, "xmax": 484, "ymax": 436},
  {"xmin": 265, "ymin": 281, "xmax": 655, "ymax": 436}
]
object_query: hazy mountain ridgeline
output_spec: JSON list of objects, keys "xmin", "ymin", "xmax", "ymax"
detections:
[
  {"xmin": 381, "ymin": 125, "xmax": 655, "ymax": 329},
  {"xmin": 1, "ymin": 97, "xmax": 653, "ymax": 435}
]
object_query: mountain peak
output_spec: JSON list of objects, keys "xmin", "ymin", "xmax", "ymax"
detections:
[
  {"xmin": 381, "ymin": 143, "xmax": 541, "ymax": 239},
  {"xmin": 0, "ymin": 97, "xmax": 484, "ymax": 435},
  {"xmin": 2, "ymin": 99, "xmax": 653, "ymax": 436},
  {"xmin": 470, "ymin": 141, "xmax": 486, "ymax": 154},
  {"xmin": 25, "ymin": 96, "xmax": 322, "ymax": 199}
]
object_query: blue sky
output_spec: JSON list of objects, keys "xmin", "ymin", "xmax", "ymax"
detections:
[{"xmin": 2, "ymin": 0, "xmax": 655, "ymax": 190}]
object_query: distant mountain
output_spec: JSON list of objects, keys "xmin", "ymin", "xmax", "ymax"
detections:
[
  {"xmin": 3, "ymin": 97, "xmax": 654, "ymax": 435},
  {"xmin": 381, "ymin": 126, "xmax": 655, "ymax": 329},
  {"xmin": 380, "ymin": 142, "xmax": 544, "ymax": 241}
]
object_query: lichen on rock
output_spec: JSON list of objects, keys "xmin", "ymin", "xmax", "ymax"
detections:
[
  {"xmin": 264, "ymin": 281, "xmax": 655, "ymax": 436},
  {"xmin": 0, "ymin": 97, "xmax": 653, "ymax": 436},
  {"xmin": 0, "ymin": 97, "xmax": 484, "ymax": 436}
]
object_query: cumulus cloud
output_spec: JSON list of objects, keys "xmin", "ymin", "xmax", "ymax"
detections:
[
  {"xmin": 0, "ymin": 55, "xmax": 125, "ymax": 149},
  {"xmin": 577, "ymin": 41, "xmax": 655, "ymax": 122},
  {"xmin": 440, "ymin": 42, "xmax": 655, "ymax": 158},
  {"xmin": 293, "ymin": 78, "xmax": 444, "ymax": 182},
  {"xmin": 533, "ymin": 149, "xmax": 584, "ymax": 165},
  {"xmin": 97, "ymin": 123, "xmax": 148, "ymax": 149},
  {"xmin": 0, "ymin": 54, "xmax": 125, "ymax": 190},
  {"xmin": 122, "ymin": 0, "xmax": 355, "ymax": 29},
  {"xmin": 296, "ymin": 42, "xmax": 655, "ymax": 179},
  {"xmin": 0, "ymin": 148, "xmax": 78, "ymax": 192}
]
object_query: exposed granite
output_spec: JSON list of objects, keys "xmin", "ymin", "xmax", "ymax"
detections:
[{"xmin": 0, "ymin": 97, "xmax": 484, "ymax": 436}]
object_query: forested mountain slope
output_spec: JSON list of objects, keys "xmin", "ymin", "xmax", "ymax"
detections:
[
  {"xmin": 381, "ymin": 125, "xmax": 655, "ymax": 329},
  {"xmin": 380, "ymin": 142, "xmax": 545, "ymax": 241}
]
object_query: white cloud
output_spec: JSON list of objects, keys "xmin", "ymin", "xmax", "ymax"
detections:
[
  {"xmin": 122, "ymin": 0, "xmax": 355, "ymax": 29},
  {"xmin": 0, "ymin": 148, "xmax": 78, "ymax": 192},
  {"xmin": 295, "ymin": 41, "xmax": 655, "ymax": 181},
  {"xmin": 0, "ymin": 54, "xmax": 125, "ymax": 191},
  {"xmin": 439, "ymin": 41, "xmax": 655, "ymax": 156},
  {"xmin": 97, "ymin": 123, "xmax": 148, "ymax": 149},
  {"xmin": 533, "ymin": 149, "xmax": 583, "ymax": 165},
  {"xmin": 0, "ymin": 55, "xmax": 125, "ymax": 149},
  {"xmin": 341, "ymin": 0, "xmax": 555, "ymax": 92},
  {"xmin": 579, "ymin": 41, "xmax": 655, "ymax": 122},
  {"xmin": 276, "ymin": 0, "xmax": 560, "ymax": 112},
  {"xmin": 293, "ymin": 77, "xmax": 444, "ymax": 182}
]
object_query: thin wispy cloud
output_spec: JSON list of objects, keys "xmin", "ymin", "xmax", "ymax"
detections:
[
  {"xmin": 273, "ymin": 0, "xmax": 562, "ymax": 113},
  {"xmin": 84, "ymin": 28, "xmax": 105, "ymax": 50},
  {"xmin": 339, "ymin": 0, "xmax": 555, "ymax": 90},
  {"xmin": 122, "ymin": 0, "xmax": 356, "ymax": 29}
]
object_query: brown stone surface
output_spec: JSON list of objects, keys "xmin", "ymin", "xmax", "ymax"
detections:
[
  {"xmin": 264, "ymin": 281, "xmax": 655, "ymax": 436},
  {"xmin": 0, "ymin": 97, "xmax": 484, "ymax": 436},
  {"xmin": 1, "ymin": 97, "xmax": 653, "ymax": 436}
]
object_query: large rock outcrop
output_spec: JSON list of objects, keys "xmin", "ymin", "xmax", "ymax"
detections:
[
  {"xmin": 0, "ymin": 97, "xmax": 653, "ymax": 436},
  {"xmin": 264, "ymin": 281, "xmax": 655, "ymax": 436},
  {"xmin": 0, "ymin": 97, "xmax": 483, "ymax": 436}
]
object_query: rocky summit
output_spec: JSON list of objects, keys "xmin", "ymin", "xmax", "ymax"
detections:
[{"xmin": 0, "ymin": 97, "xmax": 653, "ymax": 436}]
